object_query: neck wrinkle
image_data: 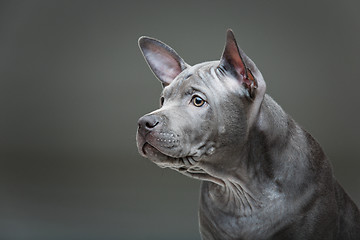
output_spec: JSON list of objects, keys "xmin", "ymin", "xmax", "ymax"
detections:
[{"xmin": 227, "ymin": 179, "xmax": 262, "ymax": 216}]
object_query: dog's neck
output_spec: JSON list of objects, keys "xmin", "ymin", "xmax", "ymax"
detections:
[{"xmin": 201, "ymin": 94, "xmax": 304, "ymax": 216}]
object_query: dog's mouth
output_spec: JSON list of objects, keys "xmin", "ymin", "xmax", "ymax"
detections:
[
  {"xmin": 140, "ymin": 142, "xmax": 224, "ymax": 186},
  {"xmin": 141, "ymin": 141, "xmax": 197, "ymax": 169}
]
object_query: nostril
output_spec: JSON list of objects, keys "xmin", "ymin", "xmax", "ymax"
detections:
[{"xmin": 145, "ymin": 121, "xmax": 159, "ymax": 129}]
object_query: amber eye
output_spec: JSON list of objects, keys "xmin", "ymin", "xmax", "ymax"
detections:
[{"xmin": 192, "ymin": 96, "xmax": 205, "ymax": 107}]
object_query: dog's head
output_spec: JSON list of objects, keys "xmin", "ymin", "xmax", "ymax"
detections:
[{"xmin": 136, "ymin": 30, "xmax": 266, "ymax": 183}]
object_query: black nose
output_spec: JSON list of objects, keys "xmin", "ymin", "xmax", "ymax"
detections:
[{"xmin": 137, "ymin": 115, "xmax": 160, "ymax": 136}]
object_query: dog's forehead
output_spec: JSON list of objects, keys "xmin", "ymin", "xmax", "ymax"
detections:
[
  {"xmin": 185, "ymin": 61, "xmax": 219, "ymax": 77},
  {"xmin": 164, "ymin": 61, "xmax": 221, "ymax": 96},
  {"xmin": 163, "ymin": 60, "xmax": 242, "ymax": 100}
]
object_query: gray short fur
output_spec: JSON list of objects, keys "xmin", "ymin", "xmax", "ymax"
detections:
[{"xmin": 136, "ymin": 29, "xmax": 360, "ymax": 240}]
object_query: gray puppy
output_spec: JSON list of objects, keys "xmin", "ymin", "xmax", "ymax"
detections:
[{"xmin": 136, "ymin": 29, "xmax": 360, "ymax": 240}]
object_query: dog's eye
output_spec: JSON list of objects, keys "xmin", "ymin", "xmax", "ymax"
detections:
[
  {"xmin": 160, "ymin": 97, "xmax": 165, "ymax": 106},
  {"xmin": 192, "ymin": 96, "xmax": 205, "ymax": 107}
]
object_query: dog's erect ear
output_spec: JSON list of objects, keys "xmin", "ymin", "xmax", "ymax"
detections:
[
  {"xmin": 219, "ymin": 29, "xmax": 259, "ymax": 98},
  {"xmin": 138, "ymin": 37, "xmax": 189, "ymax": 87}
]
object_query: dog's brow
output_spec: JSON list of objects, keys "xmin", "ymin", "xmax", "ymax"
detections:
[
  {"xmin": 186, "ymin": 87, "xmax": 207, "ymax": 98},
  {"xmin": 184, "ymin": 74, "xmax": 193, "ymax": 79},
  {"xmin": 184, "ymin": 88, "xmax": 195, "ymax": 96}
]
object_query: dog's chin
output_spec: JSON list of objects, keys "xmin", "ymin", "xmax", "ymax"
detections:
[
  {"xmin": 139, "ymin": 142, "xmax": 224, "ymax": 186},
  {"xmin": 142, "ymin": 143, "xmax": 168, "ymax": 161}
]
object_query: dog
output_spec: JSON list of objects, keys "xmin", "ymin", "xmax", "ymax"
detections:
[{"xmin": 136, "ymin": 29, "xmax": 360, "ymax": 239}]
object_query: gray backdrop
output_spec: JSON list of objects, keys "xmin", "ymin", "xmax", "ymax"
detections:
[{"xmin": 1, "ymin": 0, "xmax": 359, "ymax": 239}]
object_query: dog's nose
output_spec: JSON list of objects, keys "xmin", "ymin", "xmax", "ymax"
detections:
[{"xmin": 137, "ymin": 115, "xmax": 160, "ymax": 136}]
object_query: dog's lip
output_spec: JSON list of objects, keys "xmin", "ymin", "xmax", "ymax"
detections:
[
  {"xmin": 141, "ymin": 141, "xmax": 167, "ymax": 157},
  {"xmin": 142, "ymin": 141, "xmax": 176, "ymax": 159},
  {"xmin": 141, "ymin": 131, "xmax": 177, "ymax": 157},
  {"xmin": 141, "ymin": 142, "xmax": 197, "ymax": 166},
  {"xmin": 141, "ymin": 142, "xmax": 154, "ymax": 155}
]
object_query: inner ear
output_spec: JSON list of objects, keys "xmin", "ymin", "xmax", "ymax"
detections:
[
  {"xmin": 220, "ymin": 31, "xmax": 246, "ymax": 78},
  {"xmin": 139, "ymin": 37, "xmax": 189, "ymax": 87},
  {"xmin": 219, "ymin": 29, "xmax": 258, "ymax": 98},
  {"xmin": 244, "ymin": 68, "xmax": 258, "ymax": 98}
]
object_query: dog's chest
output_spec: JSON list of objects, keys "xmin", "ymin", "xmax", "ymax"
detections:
[{"xmin": 198, "ymin": 182, "xmax": 290, "ymax": 240}]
